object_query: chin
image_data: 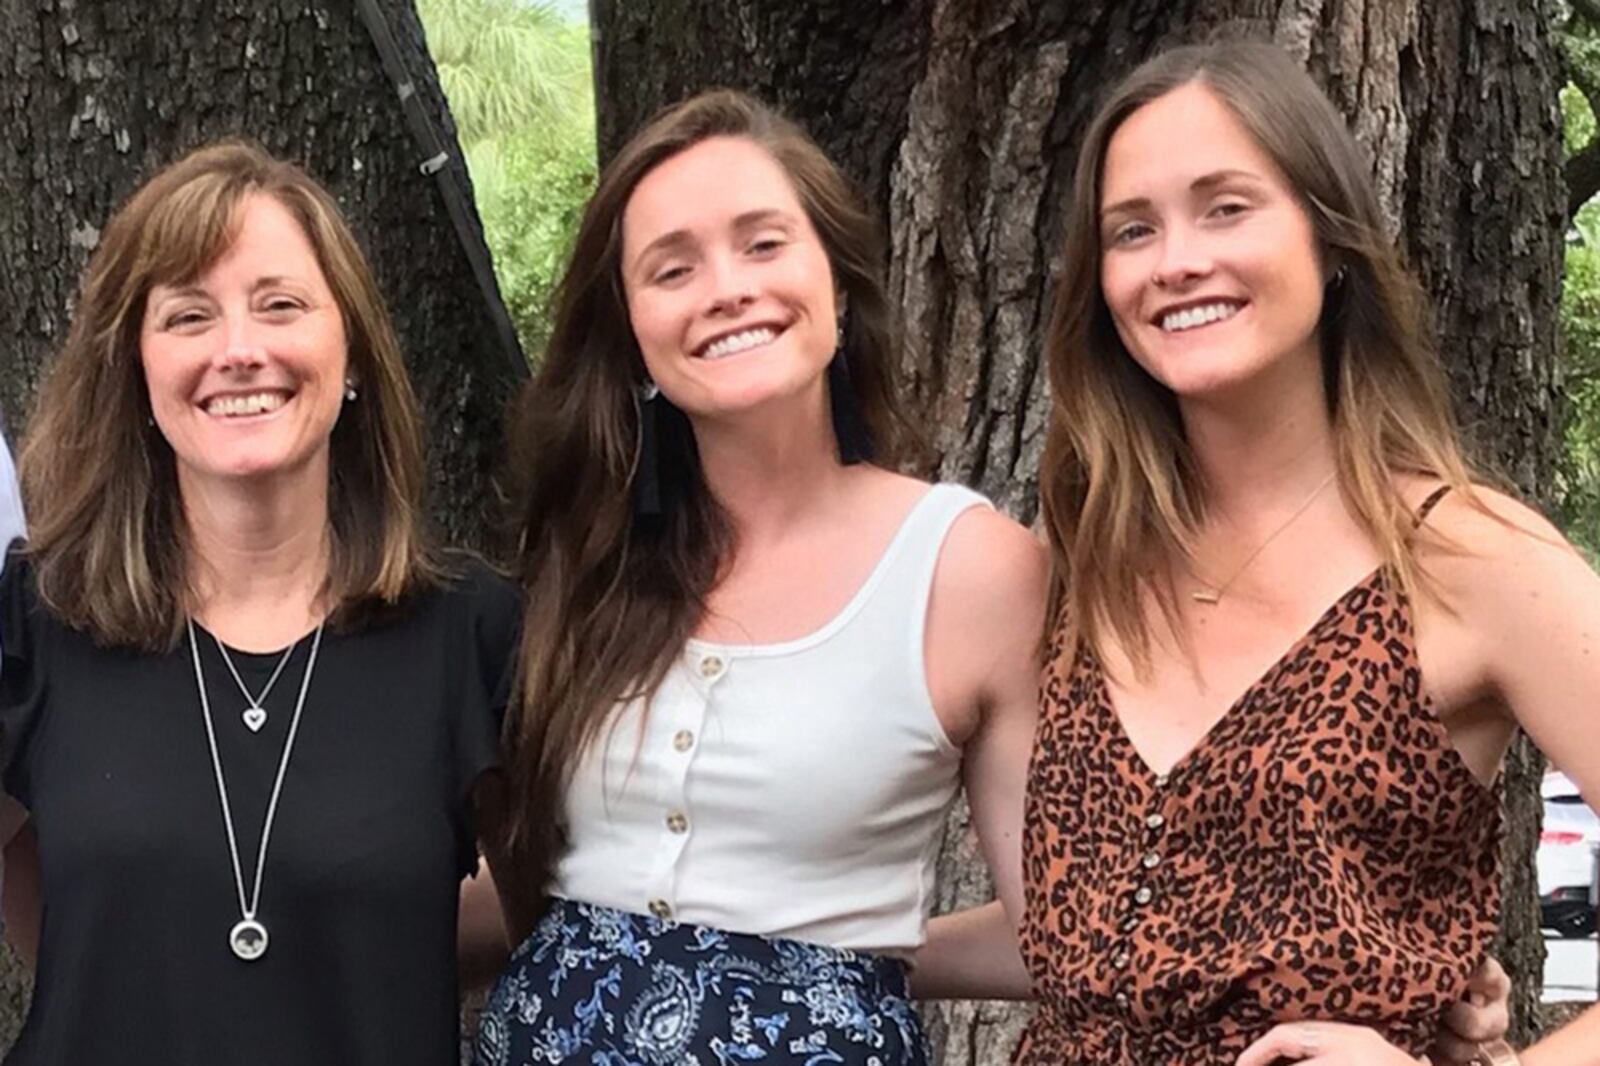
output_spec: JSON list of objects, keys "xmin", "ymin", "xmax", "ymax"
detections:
[
  {"xmin": 679, "ymin": 374, "xmax": 806, "ymax": 418},
  {"xmin": 183, "ymin": 446, "xmax": 326, "ymax": 487},
  {"xmin": 1136, "ymin": 351, "xmax": 1261, "ymax": 397}
]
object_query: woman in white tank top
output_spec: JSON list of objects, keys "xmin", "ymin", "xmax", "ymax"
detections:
[{"xmin": 474, "ymin": 90, "xmax": 1044, "ymax": 1065}]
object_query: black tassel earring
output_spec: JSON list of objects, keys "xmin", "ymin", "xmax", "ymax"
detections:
[
  {"xmin": 632, "ymin": 380, "xmax": 663, "ymax": 517},
  {"xmin": 828, "ymin": 318, "xmax": 874, "ymax": 465}
]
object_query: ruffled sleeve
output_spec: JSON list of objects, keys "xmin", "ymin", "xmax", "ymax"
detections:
[
  {"xmin": 450, "ymin": 558, "xmax": 522, "ymax": 878},
  {"xmin": 0, "ymin": 541, "xmax": 46, "ymax": 803}
]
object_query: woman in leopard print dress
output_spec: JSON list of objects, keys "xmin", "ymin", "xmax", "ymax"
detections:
[{"xmin": 1022, "ymin": 40, "xmax": 1600, "ymax": 1065}]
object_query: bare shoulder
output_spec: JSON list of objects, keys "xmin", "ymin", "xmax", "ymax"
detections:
[
  {"xmin": 924, "ymin": 499, "xmax": 1049, "ymax": 738},
  {"xmin": 1417, "ymin": 481, "xmax": 1595, "ymax": 613},
  {"xmin": 1422, "ymin": 482, "xmax": 1577, "ymax": 566},
  {"xmin": 937, "ymin": 503, "xmax": 1050, "ymax": 611}
]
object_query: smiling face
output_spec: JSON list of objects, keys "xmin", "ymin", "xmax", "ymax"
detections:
[
  {"xmin": 1097, "ymin": 82, "xmax": 1328, "ymax": 403},
  {"xmin": 619, "ymin": 135, "xmax": 839, "ymax": 422},
  {"xmin": 140, "ymin": 192, "xmax": 349, "ymax": 493}
]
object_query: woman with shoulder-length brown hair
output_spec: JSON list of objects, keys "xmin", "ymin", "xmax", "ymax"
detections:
[
  {"xmin": 0, "ymin": 141, "xmax": 519, "ymax": 1066},
  {"xmin": 1021, "ymin": 38, "xmax": 1600, "ymax": 1065},
  {"xmin": 475, "ymin": 89, "xmax": 1047, "ymax": 1065}
]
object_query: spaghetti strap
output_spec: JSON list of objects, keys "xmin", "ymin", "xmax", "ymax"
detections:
[{"xmin": 1414, "ymin": 485, "xmax": 1452, "ymax": 526}]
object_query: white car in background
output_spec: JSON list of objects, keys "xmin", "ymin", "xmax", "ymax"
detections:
[{"xmin": 1539, "ymin": 771, "xmax": 1599, "ymax": 938}]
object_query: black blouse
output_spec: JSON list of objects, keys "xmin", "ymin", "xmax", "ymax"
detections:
[{"xmin": 0, "ymin": 549, "xmax": 519, "ymax": 1065}]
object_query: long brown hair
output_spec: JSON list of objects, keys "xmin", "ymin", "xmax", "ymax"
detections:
[
  {"xmin": 20, "ymin": 141, "xmax": 439, "ymax": 649},
  {"xmin": 1039, "ymin": 40, "xmax": 1480, "ymax": 673},
  {"xmin": 500, "ymin": 89, "xmax": 907, "ymax": 884}
]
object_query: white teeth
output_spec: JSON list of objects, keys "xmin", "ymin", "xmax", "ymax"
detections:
[
  {"xmin": 701, "ymin": 327, "xmax": 778, "ymax": 360},
  {"xmin": 1160, "ymin": 302, "xmax": 1241, "ymax": 333},
  {"xmin": 205, "ymin": 392, "xmax": 287, "ymax": 417}
]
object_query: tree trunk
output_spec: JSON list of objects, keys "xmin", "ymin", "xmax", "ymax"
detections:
[
  {"xmin": 594, "ymin": 0, "xmax": 1564, "ymax": 1060},
  {"xmin": 0, "ymin": 0, "xmax": 526, "ymax": 1048}
]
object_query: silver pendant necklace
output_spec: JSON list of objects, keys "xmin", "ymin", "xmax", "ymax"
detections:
[
  {"xmin": 212, "ymin": 633, "xmax": 297, "ymax": 733},
  {"xmin": 186, "ymin": 617, "xmax": 324, "ymax": 962}
]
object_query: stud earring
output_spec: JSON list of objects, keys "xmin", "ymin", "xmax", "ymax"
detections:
[{"xmin": 344, "ymin": 380, "xmax": 358, "ymax": 402}]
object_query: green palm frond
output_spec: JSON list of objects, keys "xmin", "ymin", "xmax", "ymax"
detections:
[{"xmin": 419, "ymin": 0, "xmax": 592, "ymax": 146}]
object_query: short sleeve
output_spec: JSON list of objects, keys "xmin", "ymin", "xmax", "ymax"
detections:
[
  {"xmin": 449, "ymin": 559, "xmax": 522, "ymax": 877},
  {"xmin": 0, "ymin": 542, "xmax": 45, "ymax": 802}
]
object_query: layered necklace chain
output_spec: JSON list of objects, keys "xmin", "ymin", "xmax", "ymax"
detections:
[
  {"xmin": 1189, "ymin": 472, "xmax": 1337, "ymax": 605},
  {"xmin": 186, "ymin": 618, "xmax": 325, "ymax": 962}
]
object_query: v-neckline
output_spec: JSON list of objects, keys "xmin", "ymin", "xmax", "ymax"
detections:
[{"xmin": 1092, "ymin": 566, "xmax": 1387, "ymax": 782}]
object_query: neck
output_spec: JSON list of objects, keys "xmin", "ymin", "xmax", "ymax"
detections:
[
  {"xmin": 181, "ymin": 463, "xmax": 332, "ymax": 639},
  {"xmin": 1179, "ymin": 356, "xmax": 1338, "ymax": 522},
  {"xmin": 690, "ymin": 389, "xmax": 851, "ymax": 542}
]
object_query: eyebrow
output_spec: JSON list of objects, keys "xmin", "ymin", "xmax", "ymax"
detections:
[
  {"xmin": 251, "ymin": 275, "xmax": 305, "ymax": 292},
  {"xmin": 148, "ymin": 284, "xmax": 206, "ymax": 303},
  {"xmin": 629, "ymin": 208, "xmax": 798, "ymax": 273},
  {"xmin": 1099, "ymin": 168, "xmax": 1265, "ymax": 219},
  {"xmin": 150, "ymin": 276, "xmax": 304, "ymax": 299}
]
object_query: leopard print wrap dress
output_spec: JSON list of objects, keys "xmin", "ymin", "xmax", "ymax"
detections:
[{"xmin": 1017, "ymin": 556, "xmax": 1502, "ymax": 1063}]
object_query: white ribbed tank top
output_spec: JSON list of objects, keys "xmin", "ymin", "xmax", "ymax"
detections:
[{"xmin": 552, "ymin": 483, "xmax": 988, "ymax": 953}]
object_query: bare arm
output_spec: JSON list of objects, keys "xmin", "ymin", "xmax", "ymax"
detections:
[
  {"xmin": 915, "ymin": 901, "xmax": 1031, "ymax": 1000},
  {"xmin": 458, "ymin": 775, "xmax": 515, "ymax": 992},
  {"xmin": 2, "ymin": 808, "xmax": 40, "ymax": 968},
  {"xmin": 458, "ymin": 855, "xmax": 511, "ymax": 993},
  {"xmin": 909, "ymin": 507, "xmax": 1047, "ymax": 1001},
  {"xmin": 1456, "ymin": 497, "xmax": 1600, "ymax": 1064}
]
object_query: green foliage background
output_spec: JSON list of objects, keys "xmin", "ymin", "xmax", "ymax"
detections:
[
  {"xmin": 1560, "ymin": 77, "xmax": 1600, "ymax": 563},
  {"xmin": 419, "ymin": 0, "xmax": 596, "ymax": 357}
]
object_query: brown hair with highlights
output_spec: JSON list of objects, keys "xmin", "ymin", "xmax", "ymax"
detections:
[
  {"xmin": 20, "ymin": 140, "xmax": 438, "ymax": 649},
  {"xmin": 1039, "ymin": 40, "xmax": 1482, "ymax": 673},
  {"xmin": 499, "ymin": 89, "xmax": 909, "ymax": 887}
]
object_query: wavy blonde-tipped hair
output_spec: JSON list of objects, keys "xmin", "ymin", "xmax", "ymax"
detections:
[
  {"xmin": 20, "ymin": 141, "xmax": 439, "ymax": 649},
  {"xmin": 1039, "ymin": 40, "xmax": 1481, "ymax": 674}
]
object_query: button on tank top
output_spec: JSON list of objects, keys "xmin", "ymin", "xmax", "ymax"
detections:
[{"xmin": 554, "ymin": 484, "xmax": 988, "ymax": 953}]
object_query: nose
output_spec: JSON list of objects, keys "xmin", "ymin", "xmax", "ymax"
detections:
[
  {"xmin": 1150, "ymin": 223, "xmax": 1212, "ymax": 289},
  {"xmin": 215, "ymin": 311, "xmax": 267, "ymax": 372},
  {"xmin": 704, "ymin": 251, "xmax": 756, "ymax": 317}
]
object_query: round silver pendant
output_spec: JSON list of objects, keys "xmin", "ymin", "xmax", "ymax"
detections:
[{"xmin": 230, "ymin": 918, "xmax": 269, "ymax": 961}]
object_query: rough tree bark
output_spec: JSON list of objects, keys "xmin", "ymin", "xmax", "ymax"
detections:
[
  {"xmin": 594, "ymin": 0, "xmax": 1565, "ymax": 1060},
  {"xmin": 0, "ymin": 0, "xmax": 526, "ymax": 1048}
]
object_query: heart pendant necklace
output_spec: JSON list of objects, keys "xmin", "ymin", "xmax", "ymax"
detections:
[{"xmin": 211, "ymin": 632, "xmax": 299, "ymax": 733}]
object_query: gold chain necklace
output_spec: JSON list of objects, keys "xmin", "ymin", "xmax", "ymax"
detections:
[{"xmin": 1189, "ymin": 472, "xmax": 1337, "ymax": 605}]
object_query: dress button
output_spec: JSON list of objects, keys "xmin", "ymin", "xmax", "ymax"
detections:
[
  {"xmin": 1142, "ymin": 850, "xmax": 1161, "ymax": 869},
  {"xmin": 1114, "ymin": 991, "xmax": 1129, "ymax": 1009},
  {"xmin": 1134, "ymin": 885, "xmax": 1154, "ymax": 905},
  {"xmin": 673, "ymin": 729, "xmax": 694, "ymax": 752},
  {"xmin": 1112, "ymin": 950, "xmax": 1130, "ymax": 969},
  {"xmin": 648, "ymin": 899, "xmax": 673, "ymax": 919},
  {"xmin": 666, "ymin": 811, "xmax": 689, "ymax": 834},
  {"xmin": 1145, "ymin": 812, "xmax": 1165, "ymax": 831},
  {"xmin": 698, "ymin": 654, "xmax": 726, "ymax": 680},
  {"xmin": 1120, "ymin": 915, "xmax": 1139, "ymax": 934},
  {"xmin": 1154, "ymin": 773, "xmax": 1170, "ymax": 788}
]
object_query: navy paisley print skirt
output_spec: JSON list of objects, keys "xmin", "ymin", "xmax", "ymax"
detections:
[{"xmin": 475, "ymin": 898, "xmax": 929, "ymax": 1066}]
